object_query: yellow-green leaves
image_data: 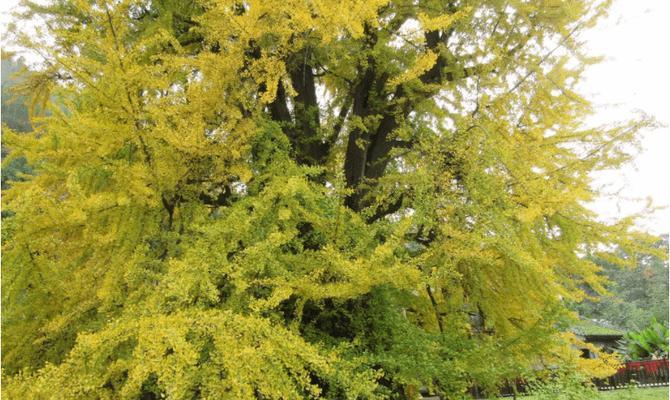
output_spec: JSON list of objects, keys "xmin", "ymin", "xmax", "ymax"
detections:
[
  {"xmin": 417, "ymin": 7, "xmax": 470, "ymax": 32},
  {"xmin": 3, "ymin": 310, "xmax": 379, "ymax": 399},
  {"xmin": 388, "ymin": 50, "xmax": 439, "ymax": 87},
  {"xmin": 2, "ymin": 0, "xmax": 661, "ymax": 397}
]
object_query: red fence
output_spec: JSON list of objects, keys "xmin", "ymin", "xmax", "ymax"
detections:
[
  {"xmin": 492, "ymin": 359, "xmax": 669, "ymax": 398},
  {"xmin": 595, "ymin": 359, "xmax": 669, "ymax": 390}
]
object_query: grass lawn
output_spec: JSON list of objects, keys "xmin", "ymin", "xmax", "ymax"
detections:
[
  {"xmin": 597, "ymin": 386, "xmax": 668, "ymax": 400},
  {"xmin": 498, "ymin": 386, "xmax": 668, "ymax": 400}
]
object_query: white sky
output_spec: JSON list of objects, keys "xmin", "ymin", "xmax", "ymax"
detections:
[
  {"xmin": 580, "ymin": 0, "xmax": 670, "ymax": 235},
  {"xmin": 1, "ymin": 0, "xmax": 668, "ymax": 234}
]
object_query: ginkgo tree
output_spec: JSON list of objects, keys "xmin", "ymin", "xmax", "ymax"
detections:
[{"xmin": 1, "ymin": 0, "xmax": 660, "ymax": 398}]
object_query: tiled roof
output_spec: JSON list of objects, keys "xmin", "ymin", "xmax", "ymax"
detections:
[{"xmin": 571, "ymin": 318, "xmax": 625, "ymax": 337}]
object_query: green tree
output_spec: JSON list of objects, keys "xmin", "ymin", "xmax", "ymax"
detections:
[
  {"xmin": 574, "ymin": 235, "xmax": 669, "ymax": 331},
  {"xmin": 1, "ymin": 55, "xmax": 33, "ymax": 189},
  {"xmin": 1, "ymin": 55, "xmax": 32, "ymax": 133},
  {"xmin": 1, "ymin": 0, "xmax": 659, "ymax": 398}
]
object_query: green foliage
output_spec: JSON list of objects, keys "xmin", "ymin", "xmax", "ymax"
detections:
[
  {"xmin": 618, "ymin": 318, "xmax": 669, "ymax": 360},
  {"xmin": 527, "ymin": 368, "xmax": 598, "ymax": 400},
  {"xmin": 1, "ymin": 56, "xmax": 34, "ymax": 190},
  {"xmin": 1, "ymin": 0, "xmax": 662, "ymax": 398},
  {"xmin": 1, "ymin": 56, "xmax": 32, "ymax": 133},
  {"xmin": 574, "ymin": 236, "xmax": 669, "ymax": 331},
  {"xmin": 2, "ymin": 310, "xmax": 380, "ymax": 399}
]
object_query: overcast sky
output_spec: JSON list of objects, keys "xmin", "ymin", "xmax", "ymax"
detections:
[
  {"xmin": 580, "ymin": 0, "xmax": 670, "ymax": 235},
  {"xmin": 1, "ymin": 0, "xmax": 668, "ymax": 235}
]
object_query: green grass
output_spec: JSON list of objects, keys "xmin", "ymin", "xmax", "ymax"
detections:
[
  {"xmin": 597, "ymin": 386, "xmax": 669, "ymax": 400},
  {"xmin": 498, "ymin": 386, "xmax": 668, "ymax": 400}
]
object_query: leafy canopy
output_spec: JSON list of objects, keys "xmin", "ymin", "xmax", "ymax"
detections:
[{"xmin": 1, "ymin": 0, "xmax": 661, "ymax": 398}]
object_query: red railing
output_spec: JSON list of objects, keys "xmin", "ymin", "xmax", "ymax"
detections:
[
  {"xmin": 493, "ymin": 359, "xmax": 669, "ymax": 397},
  {"xmin": 595, "ymin": 359, "xmax": 669, "ymax": 390}
]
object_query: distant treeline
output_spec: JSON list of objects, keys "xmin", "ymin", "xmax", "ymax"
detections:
[
  {"xmin": 2, "ymin": 56, "xmax": 32, "ymax": 189},
  {"xmin": 574, "ymin": 235, "xmax": 669, "ymax": 330}
]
